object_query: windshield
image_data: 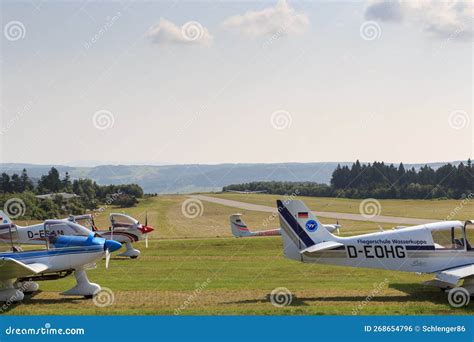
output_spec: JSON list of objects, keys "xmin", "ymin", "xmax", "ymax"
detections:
[
  {"xmin": 432, "ymin": 223, "xmax": 473, "ymax": 251},
  {"xmin": 0, "ymin": 223, "xmax": 20, "ymax": 252},
  {"xmin": 73, "ymin": 217, "xmax": 95, "ymax": 231},
  {"xmin": 464, "ymin": 221, "xmax": 474, "ymax": 250}
]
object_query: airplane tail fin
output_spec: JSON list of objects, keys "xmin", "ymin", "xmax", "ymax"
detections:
[
  {"xmin": 277, "ymin": 199, "xmax": 335, "ymax": 259},
  {"xmin": 0, "ymin": 211, "xmax": 12, "ymax": 224},
  {"xmin": 230, "ymin": 214, "xmax": 252, "ymax": 237}
]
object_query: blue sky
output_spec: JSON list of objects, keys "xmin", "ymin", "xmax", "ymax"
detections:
[{"xmin": 1, "ymin": 0, "xmax": 472, "ymax": 165}]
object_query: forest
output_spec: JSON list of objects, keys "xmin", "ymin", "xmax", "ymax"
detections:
[
  {"xmin": 223, "ymin": 160, "xmax": 473, "ymax": 200},
  {"xmin": 0, "ymin": 167, "xmax": 143, "ymax": 220}
]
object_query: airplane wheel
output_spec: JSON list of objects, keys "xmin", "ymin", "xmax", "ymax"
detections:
[{"xmin": 447, "ymin": 287, "xmax": 470, "ymax": 308}]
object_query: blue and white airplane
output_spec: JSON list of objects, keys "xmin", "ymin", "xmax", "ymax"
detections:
[
  {"xmin": 0, "ymin": 216, "xmax": 121, "ymax": 303},
  {"xmin": 0, "ymin": 211, "xmax": 154, "ymax": 259},
  {"xmin": 276, "ymin": 199, "xmax": 474, "ymax": 307}
]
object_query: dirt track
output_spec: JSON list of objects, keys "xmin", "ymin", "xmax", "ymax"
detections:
[{"xmin": 189, "ymin": 195, "xmax": 439, "ymax": 225}]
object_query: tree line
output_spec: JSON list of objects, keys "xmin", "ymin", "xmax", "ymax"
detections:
[
  {"xmin": 0, "ymin": 167, "xmax": 144, "ymax": 220},
  {"xmin": 223, "ymin": 160, "xmax": 473, "ymax": 200}
]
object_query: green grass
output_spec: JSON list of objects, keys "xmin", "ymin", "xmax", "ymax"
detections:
[
  {"xmin": 6, "ymin": 194, "xmax": 474, "ymax": 315},
  {"xmin": 6, "ymin": 238, "xmax": 472, "ymax": 315},
  {"xmin": 208, "ymin": 193, "xmax": 474, "ymax": 220}
]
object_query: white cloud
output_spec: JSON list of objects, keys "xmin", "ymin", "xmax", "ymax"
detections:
[
  {"xmin": 222, "ymin": 0, "xmax": 309, "ymax": 38},
  {"xmin": 147, "ymin": 18, "xmax": 212, "ymax": 46},
  {"xmin": 365, "ymin": 0, "xmax": 473, "ymax": 41}
]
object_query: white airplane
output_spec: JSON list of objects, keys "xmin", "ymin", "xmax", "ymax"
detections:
[
  {"xmin": 67, "ymin": 213, "xmax": 154, "ymax": 258},
  {"xmin": 276, "ymin": 199, "xmax": 474, "ymax": 306},
  {"xmin": 0, "ymin": 218, "xmax": 121, "ymax": 302},
  {"xmin": 0, "ymin": 211, "xmax": 92, "ymax": 244},
  {"xmin": 230, "ymin": 213, "xmax": 341, "ymax": 238},
  {"xmin": 0, "ymin": 211, "xmax": 154, "ymax": 259}
]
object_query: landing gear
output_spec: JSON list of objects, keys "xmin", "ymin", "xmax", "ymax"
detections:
[
  {"xmin": 117, "ymin": 241, "xmax": 141, "ymax": 259},
  {"xmin": 15, "ymin": 281, "xmax": 39, "ymax": 295},
  {"xmin": 61, "ymin": 270, "xmax": 101, "ymax": 298},
  {"xmin": 0, "ymin": 280, "xmax": 24, "ymax": 303}
]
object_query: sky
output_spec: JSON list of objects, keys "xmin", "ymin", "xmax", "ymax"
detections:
[{"xmin": 1, "ymin": 0, "xmax": 472, "ymax": 166}]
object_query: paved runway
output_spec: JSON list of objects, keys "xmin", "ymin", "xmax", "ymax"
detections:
[{"xmin": 189, "ymin": 195, "xmax": 439, "ymax": 225}]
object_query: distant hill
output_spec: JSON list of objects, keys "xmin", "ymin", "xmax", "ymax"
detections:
[{"xmin": 0, "ymin": 161, "xmax": 466, "ymax": 194}]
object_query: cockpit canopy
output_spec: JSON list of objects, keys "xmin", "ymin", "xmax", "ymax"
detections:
[
  {"xmin": 110, "ymin": 213, "xmax": 139, "ymax": 229},
  {"xmin": 0, "ymin": 223, "xmax": 20, "ymax": 252},
  {"xmin": 430, "ymin": 220, "xmax": 473, "ymax": 250}
]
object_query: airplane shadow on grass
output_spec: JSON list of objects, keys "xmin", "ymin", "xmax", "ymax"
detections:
[
  {"xmin": 1, "ymin": 291, "xmax": 89, "ymax": 313},
  {"xmin": 225, "ymin": 283, "xmax": 460, "ymax": 307}
]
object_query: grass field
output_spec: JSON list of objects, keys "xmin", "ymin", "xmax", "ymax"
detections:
[
  {"xmin": 5, "ymin": 194, "xmax": 474, "ymax": 315},
  {"xmin": 209, "ymin": 193, "xmax": 474, "ymax": 221}
]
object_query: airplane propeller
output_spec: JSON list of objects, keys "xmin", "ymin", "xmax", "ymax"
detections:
[
  {"xmin": 142, "ymin": 212, "xmax": 151, "ymax": 248},
  {"xmin": 104, "ymin": 239, "xmax": 121, "ymax": 269},
  {"xmin": 336, "ymin": 220, "xmax": 340, "ymax": 235},
  {"xmin": 143, "ymin": 212, "xmax": 148, "ymax": 248},
  {"xmin": 105, "ymin": 249, "xmax": 111, "ymax": 269}
]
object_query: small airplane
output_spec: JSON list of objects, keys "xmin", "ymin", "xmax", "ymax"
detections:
[
  {"xmin": 0, "ymin": 218, "xmax": 121, "ymax": 302},
  {"xmin": 225, "ymin": 190, "xmax": 268, "ymax": 194},
  {"xmin": 275, "ymin": 199, "xmax": 474, "ymax": 306},
  {"xmin": 67, "ymin": 213, "xmax": 154, "ymax": 258},
  {"xmin": 0, "ymin": 211, "xmax": 154, "ymax": 259},
  {"xmin": 230, "ymin": 213, "xmax": 341, "ymax": 238}
]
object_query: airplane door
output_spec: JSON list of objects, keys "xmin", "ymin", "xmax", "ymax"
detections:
[{"xmin": 462, "ymin": 221, "xmax": 474, "ymax": 251}]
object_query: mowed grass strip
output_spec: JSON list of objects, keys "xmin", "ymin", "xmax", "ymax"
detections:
[
  {"xmin": 209, "ymin": 193, "xmax": 474, "ymax": 221},
  {"xmin": 6, "ymin": 194, "xmax": 474, "ymax": 315},
  {"xmin": 5, "ymin": 238, "xmax": 473, "ymax": 315}
]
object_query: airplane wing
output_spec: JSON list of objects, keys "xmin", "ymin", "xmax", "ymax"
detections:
[
  {"xmin": 300, "ymin": 241, "xmax": 344, "ymax": 255},
  {"xmin": 424, "ymin": 264, "xmax": 474, "ymax": 288},
  {"xmin": 0, "ymin": 258, "xmax": 48, "ymax": 281}
]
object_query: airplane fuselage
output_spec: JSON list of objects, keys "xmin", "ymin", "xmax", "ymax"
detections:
[
  {"xmin": 1, "ymin": 244, "xmax": 105, "ymax": 273},
  {"xmin": 284, "ymin": 224, "xmax": 474, "ymax": 274}
]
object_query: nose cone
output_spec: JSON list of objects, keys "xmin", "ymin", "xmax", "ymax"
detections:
[
  {"xmin": 140, "ymin": 226, "xmax": 154, "ymax": 234},
  {"xmin": 105, "ymin": 239, "xmax": 122, "ymax": 253}
]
